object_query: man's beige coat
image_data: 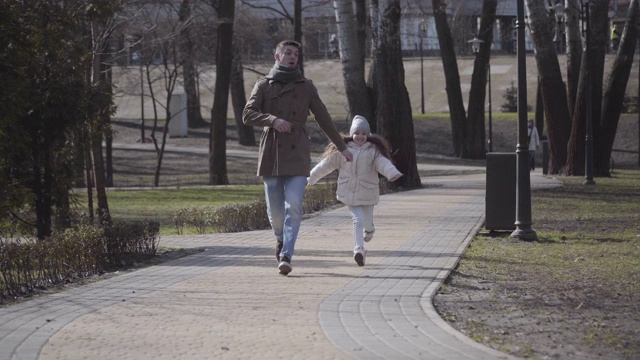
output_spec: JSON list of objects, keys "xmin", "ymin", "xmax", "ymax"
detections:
[{"xmin": 243, "ymin": 78, "xmax": 346, "ymax": 176}]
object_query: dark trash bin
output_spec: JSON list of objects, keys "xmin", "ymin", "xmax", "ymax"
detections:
[
  {"xmin": 542, "ymin": 140, "xmax": 549, "ymax": 175},
  {"xmin": 485, "ymin": 153, "xmax": 516, "ymax": 231}
]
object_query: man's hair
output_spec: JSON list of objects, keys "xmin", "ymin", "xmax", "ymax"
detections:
[{"xmin": 275, "ymin": 40, "xmax": 301, "ymax": 54}]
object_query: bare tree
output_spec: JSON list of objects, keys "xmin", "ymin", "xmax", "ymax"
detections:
[
  {"xmin": 586, "ymin": 0, "xmax": 611, "ymax": 176},
  {"xmin": 333, "ymin": 0, "xmax": 372, "ymax": 121},
  {"xmin": 230, "ymin": 39, "xmax": 257, "ymax": 146},
  {"xmin": 432, "ymin": 0, "xmax": 466, "ymax": 157},
  {"xmin": 565, "ymin": 0, "xmax": 583, "ymax": 119},
  {"xmin": 597, "ymin": 0, "xmax": 639, "ymax": 175},
  {"xmin": 464, "ymin": 0, "xmax": 496, "ymax": 158},
  {"xmin": 137, "ymin": 4, "xmax": 184, "ymax": 187},
  {"xmin": 239, "ymin": 0, "xmax": 332, "ymax": 74},
  {"xmin": 563, "ymin": 0, "xmax": 609, "ymax": 175},
  {"xmin": 178, "ymin": 0, "xmax": 208, "ymax": 128},
  {"xmin": 354, "ymin": 0, "xmax": 368, "ymax": 62},
  {"xmin": 86, "ymin": 3, "xmax": 130, "ymax": 226},
  {"xmin": 209, "ymin": 0, "xmax": 235, "ymax": 185},
  {"xmin": 525, "ymin": 0, "xmax": 572, "ymax": 174},
  {"xmin": 368, "ymin": 0, "xmax": 420, "ymax": 189}
]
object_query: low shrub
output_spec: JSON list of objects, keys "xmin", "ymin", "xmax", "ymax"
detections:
[
  {"xmin": 104, "ymin": 221, "xmax": 160, "ymax": 266},
  {"xmin": 210, "ymin": 201, "xmax": 270, "ymax": 233},
  {"xmin": 0, "ymin": 220, "xmax": 159, "ymax": 303},
  {"xmin": 172, "ymin": 207, "xmax": 212, "ymax": 235},
  {"xmin": 171, "ymin": 182, "xmax": 340, "ymax": 234},
  {"xmin": 303, "ymin": 182, "xmax": 339, "ymax": 213}
]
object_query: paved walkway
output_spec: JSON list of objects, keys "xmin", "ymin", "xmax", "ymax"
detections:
[{"xmin": 0, "ymin": 169, "xmax": 560, "ymax": 360}]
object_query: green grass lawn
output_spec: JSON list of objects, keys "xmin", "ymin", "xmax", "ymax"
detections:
[
  {"xmin": 436, "ymin": 168, "xmax": 640, "ymax": 359},
  {"xmin": 73, "ymin": 185, "xmax": 264, "ymax": 235}
]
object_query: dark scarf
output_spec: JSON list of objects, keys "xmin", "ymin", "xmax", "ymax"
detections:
[{"xmin": 265, "ymin": 62, "xmax": 302, "ymax": 83}]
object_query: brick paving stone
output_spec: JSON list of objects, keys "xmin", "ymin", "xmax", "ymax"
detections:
[{"xmin": 0, "ymin": 172, "xmax": 560, "ymax": 360}]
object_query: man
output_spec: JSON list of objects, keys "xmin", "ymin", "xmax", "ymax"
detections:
[{"xmin": 243, "ymin": 40, "xmax": 353, "ymax": 276}]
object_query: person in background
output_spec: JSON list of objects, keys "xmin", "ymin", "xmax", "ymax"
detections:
[
  {"xmin": 528, "ymin": 119, "xmax": 540, "ymax": 172},
  {"xmin": 242, "ymin": 40, "xmax": 353, "ymax": 276},
  {"xmin": 307, "ymin": 115, "xmax": 402, "ymax": 267},
  {"xmin": 611, "ymin": 24, "xmax": 620, "ymax": 52},
  {"xmin": 329, "ymin": 34, "xmax": 340, "ymax": 59}
]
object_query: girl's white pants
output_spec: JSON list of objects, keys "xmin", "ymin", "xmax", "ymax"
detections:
[{"xmin": 348, "ymin": 205, "xmax": 375, "ymax": 253}]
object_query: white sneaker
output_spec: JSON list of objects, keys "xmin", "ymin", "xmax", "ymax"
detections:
[
  {"xmin": 364, "ymin": 230, "xmax": 375, "ymax": 242},
  {"xmin": 354, "ymin": 249, "xmax": 366, "ymax": 267}
]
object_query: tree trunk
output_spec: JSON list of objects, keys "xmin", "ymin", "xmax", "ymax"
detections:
[
  {"xmin": 589, "ymin": 0, "xmax": 616, "ymax": 176},
  {"xmin": 230, "ymin": 41, "xmax": 256, "ymax": 146},
  {"xmin": 154, "ymin": 104, "xmax": 171, "ymax": 187},
  {"xmin": 432, "ymin": 0, "xmax": 466, "ymax": 157},
  {"xmin": 565, "ymin": 48, "xmax": 588, "ymax": 175},
  {"xmin": 334, "ymin": 0, "xmax": 373, "ymax": 121},
  {"xmin": 355, "ymin": 0, "xmax": 367, "ymax": 64},
  {"xmin": 179, "ymin": 0, "xmax": 207, "ymax": 129},
  {"xmin": 105, "ymin": 126, "xmax": 113, "ymax": 187},
  {"xmin": 294, "ymin": 0, "xmax": 304, "ymax": 76},
  {"xmin": 465, "ymin": 0, "xmax": 496, "ymax": 158},
  {"xmin": 104, "ymin": 57, "xmax": 114, "ymax": 188},
  {"xmin": 32, "ymin": 144, "xmax": 53, "ymax": 239},
  {"xmin": 565, "ymin": 0, "xmax": 583, "ymax": 119},
  {"xmin": 525, "ymin": 0, "xmax": 571, "ymax": 174},
  {"xmin": 564, "ymin": 0, "xmax": 609, "ymax": 176},
  {"xmin": 83, "ymin": 132, "xmax": 94, "ymax": 223},
  {"xmin": 209, "ymin": 0, "xmax": 234, "ymax": 185},
  {"xmin": 91, "ymin": 133, "xmax": 111, "ymax": 225},
  {"xmin": 597, "ymin": 0, "xmax": 639, "ymax": 175},
  {"xmin": 368, "ymin": 0, "xmax": 420, "ymax": 189},
  {"xmin": 90, "ymin": 29, "xmax": 111, "ymax": 226},
  {"xmin": 535, "ymin": 77, "xmax": 545, "ymax": 139}
]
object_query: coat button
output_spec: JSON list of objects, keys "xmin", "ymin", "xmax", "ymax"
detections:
[{"xmin": 291, "ymin": 145, "xmax": 295, "ymax": 149}]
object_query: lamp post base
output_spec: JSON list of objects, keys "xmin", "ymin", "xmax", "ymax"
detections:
[{"xmin": 510, "ymin": 226, "xmax": 538, "ymax": 241}]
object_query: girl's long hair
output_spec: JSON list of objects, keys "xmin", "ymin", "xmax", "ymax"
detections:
[{"xmin": 322, "ymin": 134, "xmax": 393, "ymax": 160}]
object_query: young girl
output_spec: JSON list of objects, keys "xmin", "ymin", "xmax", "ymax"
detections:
[{"xmin": 307, "ymin": 115, "xmax": 403, "ymax": 266}]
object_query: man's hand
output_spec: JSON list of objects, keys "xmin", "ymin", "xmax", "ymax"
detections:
[
  {"xmin": 341, "ymin": 149, "xmax": 353, "ymax": 162},
  {"xmin": 273, "ymin": 118, "xmax": 292, "ymax": 133}
]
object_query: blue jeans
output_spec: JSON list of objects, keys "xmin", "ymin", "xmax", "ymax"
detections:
[
  {"xmin": 263, "ymin": 176, "xmax": 307, "ymax": 261},
  {"xmin": 529, "ymin": 150, "xmax": 536, "ymax": 170}
]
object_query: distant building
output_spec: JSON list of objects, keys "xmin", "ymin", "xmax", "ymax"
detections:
[{"xmin": 239, "ymin": 0, "xmax": 525, "ymax": 59}]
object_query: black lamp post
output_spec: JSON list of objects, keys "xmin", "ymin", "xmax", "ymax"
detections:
[
  {"xmin": 140, "ymin": 63, "xmax": 146, "ymax": 143},
  {"xmin": 420, "ymin": 20, "xmax": 426, "ymax": 114},
  {"xmin": 468, "ymin": 36, "xmax": 493, "ymax": 152},
  {"xmin": 487, "ymin": 52, "xmax": 492, "ymax": 152},
  {"xmin": 582, "ymin": 0, "xmax": 595, "ymax": 185},
  {"xmin": 511, "ymin": 0, "xmax": 537, "ymax": 241}
]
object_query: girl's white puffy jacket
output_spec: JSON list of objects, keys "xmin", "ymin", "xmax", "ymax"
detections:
[{"xmin": 308, "ymin": 141, "xmax": 402, "ymax": 206}]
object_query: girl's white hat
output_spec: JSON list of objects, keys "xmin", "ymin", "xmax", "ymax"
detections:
[{"xmin": 350, "ymin": 115, "xmax": 371, "ymax": 136}]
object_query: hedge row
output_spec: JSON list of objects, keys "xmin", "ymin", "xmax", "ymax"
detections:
[{"xmin": 0, "ymin": 221, "xmax": 159, "ymax": 302}]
